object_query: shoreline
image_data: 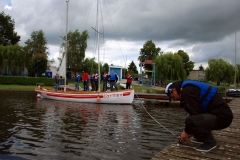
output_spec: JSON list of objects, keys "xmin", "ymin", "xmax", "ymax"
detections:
[{"xmin": 0, "ymin": 89, "xmax": 35, "ymax": 92}]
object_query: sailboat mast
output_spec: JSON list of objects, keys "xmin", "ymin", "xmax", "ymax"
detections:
[
  {"xmin": 64, "ymin": 0, "xmax": 69, "ymax": 92},
  {"xmin": 97, "ymin": 0, "xmax": 100, "ymax": 92},
  {"xmin": 234, "ymin": 32, "xmax": 237, "ymax": 89}
]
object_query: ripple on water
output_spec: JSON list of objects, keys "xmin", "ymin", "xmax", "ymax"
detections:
[{"xmin": 0, "ymin": 91, "xmax": 185, "ymax": 159}]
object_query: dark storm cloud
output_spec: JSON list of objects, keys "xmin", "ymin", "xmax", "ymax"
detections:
[{"xmin": 1, "ymin": 0, "xmax": 240, "ymax": 68}]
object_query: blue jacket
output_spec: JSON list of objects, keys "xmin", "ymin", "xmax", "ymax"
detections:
[
  {"xmin": 181, "ymin": 80, "xmax": 218, "ymax": 113},
  {"xmin": 76, "ymin": 75, "xmax": 80, "ymax": 82}
]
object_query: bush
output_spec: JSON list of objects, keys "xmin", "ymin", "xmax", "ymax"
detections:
[{"xmin": 0, "ymin": 76, "xmax": 68, "ymax": 86}]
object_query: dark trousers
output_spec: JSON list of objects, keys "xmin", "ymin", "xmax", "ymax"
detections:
[
  {"xmin": 126, "ymin": 82, "xmax": 131, "ymax": 89},
  {"xmin": 103, "ymin": 80, "xmax": 107, "ymax": 91},
  {"xmin": 83, "ymin": 81, "xmax": 87, "ymax": 91},
  {"xmin": 110, "ymin": 81, "xmax": 118, "ymax": 91},
  {"xmin": 86, "ymin": 80, "xmax": 89, "ymax": 91},
  {"xmin": 185, "ymin": 114, "xmax": 223, "ymax": 143},
  {"xmin": 91, "ymin": 80, "xmax": 95, "ymax": 91},
  {"xmin": 95, "ymin": 82, "xmax": 98, "ymax": 91}
]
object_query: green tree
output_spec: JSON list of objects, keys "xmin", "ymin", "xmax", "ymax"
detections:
[
  {"xmin": 0, "ymin": 45, "xmax": 24, "ymax": 75},
  {"xmin": 102, "ymin": 63, "xmax": 109, "ymax": 73},
  {"xmin": 82, "ymin": 58, "xmax": 98, "ymax": 74},
  {"xmin": 138, "ymin": 40, "xmax": 161, "ymax": 63},
  {"xmin": 128, "ymin": 61, "xmax": 138, "ymax": 74},
  {"xmin": 24, "ymin": 30, "xmax": 48, "ymax": 56},
  {"xmin": 29, "ymin": 53, "xmax": 48, "ymax": 77},
  {"xmin": 236, "ymin": 64, "xmax": 240, "ymax": 83},
  {"xmin": 62, "ymin": 30, "xmax": 89, "ymax": 73},
  {"xmin": 122, "ymin": 68, "xmax": 127, "ymax": 77},
  {"xmin": 176, "ymin": 50, "xmax": 194, "ymax": 76},
  {"xmin": 0, "ymin": 12, "xmax": 20, "ymax": 46},
  {"xmin": 199, "ymin": 64, "xmax": 204, "ymax": 71},
  {"xmin": 154, "ymin": 52, "xmax": 187, "ymax": 83},
  {"xmin": 205, "ymin": 59, "xmax": 234, "ymax": 85},
  {"xmin": 23, "ymin": 30, "xmax": 48, "ymax": 76}
]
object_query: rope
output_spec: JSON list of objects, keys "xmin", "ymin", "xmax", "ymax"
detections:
[{"xmin": 134, "ymin": 94, "xmax": 179, "ymax": 139}]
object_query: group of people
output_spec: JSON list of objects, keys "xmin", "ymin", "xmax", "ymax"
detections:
[
  {"xmin": 92, "ymin": 70, "xmax": 119, "ymax": 92},
  {"xmin": 75, "ymin": 71, "xmax": 90, "ymax": 91},
  {"xmin": 54, "ymin": 70, "xmax": 133, "ymax": 92},
  {"xmin": 74, "ymin": 70, "xmax": 131, "ymax": 92}
]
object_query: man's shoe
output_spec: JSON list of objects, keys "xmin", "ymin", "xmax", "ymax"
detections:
[
  {"xmin": 191, "ymin": 138, "xmax": 203, "ymax": 144},
  {"xmin": 195, "ymin": 143, "xmax": 217, "ymax": 152}
]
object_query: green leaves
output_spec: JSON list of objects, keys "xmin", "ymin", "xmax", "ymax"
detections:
[
  {"xmin": 138, "ymin": 40, "xmax": 161, "ymax": 62},
  {"xmin": 61, "ymin": 30, "xmax": 89, "ymax": 73},
  {"xmin": 154, "ymin": 52, "xmax": 187, "ymax": 82},
  {"xmin": 128, "ymin": 61, "xmax": 138, "ymax": 74},
  {"xmin": 29, "ymin": 53, "xmax": 48, "ymax": 77},
  {"xmin": 205, "ymin": 59, "xmax": 234, "ymax": 85},
  {"xmin": 0, "ymin": 12, "xmax": 20, "ymax": 46},
  {"xmin": 24, "ymin": 30, "xmax": 48, "ymax": 56}
]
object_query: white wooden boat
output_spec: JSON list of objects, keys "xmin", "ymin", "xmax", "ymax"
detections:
[{"xmin": 35, "ymin": 88, "xmax": 134, "ymax": 104}]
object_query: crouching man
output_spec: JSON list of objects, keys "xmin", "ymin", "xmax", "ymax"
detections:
[{"xmin": 165, "ymin": 80, "xmax": 233, "ymax": 152}]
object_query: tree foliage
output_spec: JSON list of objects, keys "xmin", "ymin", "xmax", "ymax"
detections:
[
  {"xmin": 0, "ymin": 45, "xmax": 24, "ymax": 75},
  {"xmin": 24, "ymin": 30, "xmax": 48, "ymax": 56},
  {"xmin": 122, "ymin": 68, "xmax": 127, "ymax": 77},
  {"xmin": 0, "ymin": 12, "xmax": 20, "ymax": 46},
  {"xmin": 128, "ymin": 61, "xmax": 138, "ymax": 74},
  {"xmin": 138, "ymin": 40, "xmax": 161, "ymax": 63},
  {"xmin": 236, "ymin": 64, "xmax": 240, "ymax": 83},
  {"xmin": 28, "ymin": 53, "xmax": 48, "ymax": 77},
  {"xmin": 102, "ymin": 63, "xmax": 109, "ymax": 73},
  {"xmin": 61, "ymin": 30, "xmax": 89, "ymax": 73},
  {"xmin": 23, "ymin": 30, "xmax": 49, "ymax": 76},
  {"xmin": 176, "ymin": 50, "xmax": 194, "ymax": 76},
  {"xmin": 199, "ymin": 64, "xmax": 204, "ymax": 71},
  {"xmin": 82, "ymin": 58, "xmax": 98, "ymax": 74},
  {"xmin": 154, "ymin": 52, "xmax": 187, "ymax": 82},
  {"xmin": 205, "ymin": 59, "xmax": 234, "ymax": 85}
]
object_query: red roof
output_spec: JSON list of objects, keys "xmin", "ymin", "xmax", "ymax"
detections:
[{"xmin": 144, "ymin": 60, "xmax": 153, "ymax": 64}]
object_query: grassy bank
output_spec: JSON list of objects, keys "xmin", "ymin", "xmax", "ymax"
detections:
[{"xmin": 0, "ymin": 84, "xmax": 36, "ymax": 90}]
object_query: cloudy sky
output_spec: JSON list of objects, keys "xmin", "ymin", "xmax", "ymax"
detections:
[{"xmin": 1, "ymin": 0, "xmax": 240, "ymax": 71}]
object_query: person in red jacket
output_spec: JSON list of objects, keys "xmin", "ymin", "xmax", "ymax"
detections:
[
  {"xmin": 82, "ymin": 71, "xmax": 88, "ymax": 91},
  {"xmin": 125, "ymin": 73, "xmax": 132, "ymax": 89}
]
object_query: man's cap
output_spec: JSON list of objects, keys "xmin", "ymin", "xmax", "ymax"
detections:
[{"xmin": 165, "ymin": 82, "xmax": 174, "ymax": 102}]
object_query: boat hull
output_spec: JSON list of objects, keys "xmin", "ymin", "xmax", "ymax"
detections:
[
  {"xmin": 226, "ymin": 89, "xmax": 240, "ymax": 97},
  {"xmin": 35, "ymin": 88, "xmax": 134, "ymax": 104}
]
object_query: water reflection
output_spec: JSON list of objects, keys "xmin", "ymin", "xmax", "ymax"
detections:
[{"xmin": 0, "ymin": 91, "xmax": 185, "ymax": 160}]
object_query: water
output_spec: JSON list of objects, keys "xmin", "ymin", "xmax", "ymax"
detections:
[{"xmin": 0, "ymin": 91, "xmax": 185, "ymax": 160}]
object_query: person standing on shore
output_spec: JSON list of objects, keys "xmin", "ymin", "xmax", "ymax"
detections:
[
  {"xmin": 102, "ymin": 71, "xmax": 108, "ymax": 92},
  {"xmin": 125, "ymin": 73, "xmax": 132, "ymax": 89},
  {"xmin": 90, "ymin": 73, "xmax": 95, "ymax": 91},
  {"xmin": 82, "ymin": 71, "xmax": 88, "ymax": 91},
  {"xmin": 75, "ymin": 73, "xmax": 80, "ymax": 90},
  {"xmin": 94, "ymin": 74, "xmax": 99, "ymax": 92},
  {"xmin": 87, "ymin": 72, "xmax": 91, "ymax": 91},
  {"xmin": 108, "ymin": 70, "xmax": 118, "ymax": 91},
  {"xmin": 54, "ymin": 73, "xmax": 59, "ymax": 92},
  {"xmin": 165, "ymin": 80, "xmax": 233, "ymax": 152}
]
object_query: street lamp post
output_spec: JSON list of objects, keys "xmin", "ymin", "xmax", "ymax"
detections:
[
  {"xmin": 82, "ymin": 63, "xmax": 85, "ymax": 72},
  {"xmin": 36, "ymin": 60, "xmax": 39, "ymax": 77},
  {"xmin": 37, "ymin": 61, "xmax": 38, "ymax": 77},
  {"xmin": 132, "ymin": 66, "xmax": 135, "ymax": 88}
]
